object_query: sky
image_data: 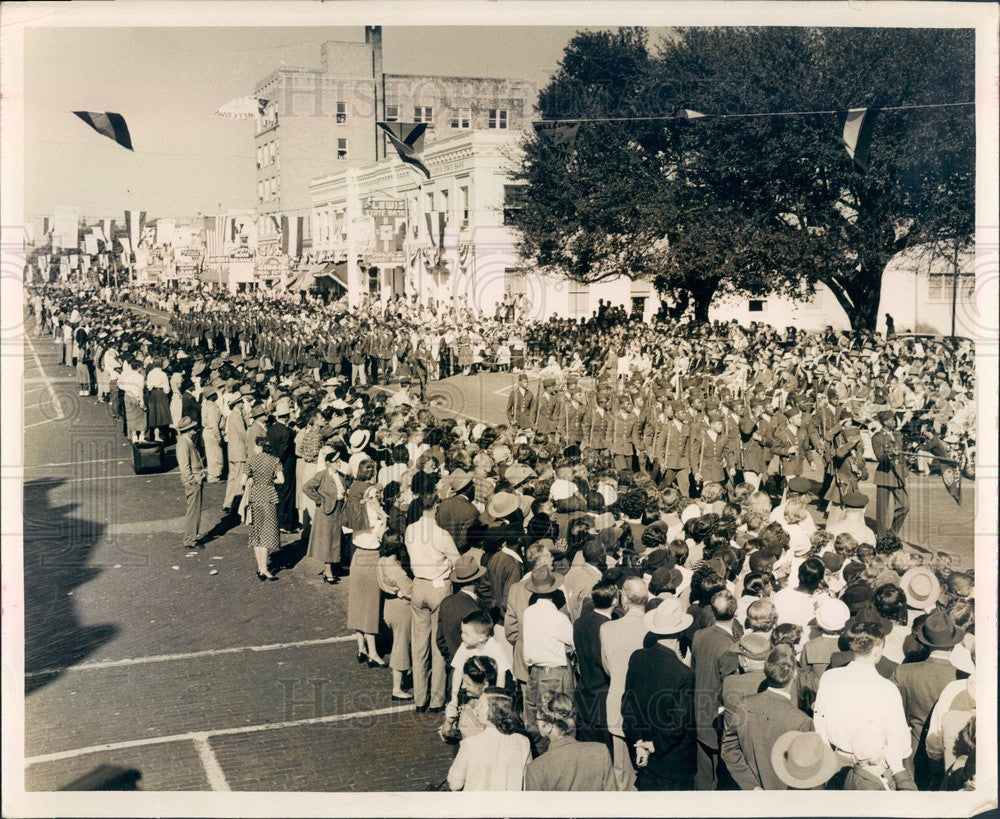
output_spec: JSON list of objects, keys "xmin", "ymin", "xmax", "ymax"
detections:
[{"xmin": 23, "ymin": 25, "xmax": 657, "ymax": 221}]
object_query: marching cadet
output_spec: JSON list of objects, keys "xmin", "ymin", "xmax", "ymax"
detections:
[
  {"xmin": 609, "ymin": 393, "xmax": 639, "ymax": 472},
  {"xmin": 654, "ymin": 400, "xmax": 691, "ymax": 494},
  {"xmin": 533, "ymin": 376, "xmax": 559, "ymax": 435},
  {"xmin": 688, "ymin": 409, "xmax": 733, "ymax": 493},
  {"xmin": 557, "ymin": 376, "xmax": 586, "ymax": 448},
  {"xmin": 735, "ymin": 396, "xmax": 770, "ymax": 491},
  {"xmin": 506, "ymin": 372, "xmax": 536, "ymax": 430},
  {"xmin": 872, "ymin": 409, "xmax": 909, "ymax": 536},
  {"xmin": 823, "ymin": 423, "xmax": 869, "ymax": 526},
  {"xmin": 584, "ymin": 387, "xmax": 612, "ymax": 456}
]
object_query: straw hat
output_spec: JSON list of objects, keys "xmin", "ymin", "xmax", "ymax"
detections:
[
  {"xmin": 770, "ymin": 732, "xmax": 841, "ymax": 789},
  {"xmin": 641, "ymin": 597, "xmax": 694, "ymax": 636}
]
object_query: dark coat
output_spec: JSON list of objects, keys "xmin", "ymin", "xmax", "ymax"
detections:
[
  {"xmin": 573, "ymin": 608, "xmax": 611, "ymax": 734},
  {"xmin": 436, "ymin": 493, "xmax": 479, "ymax": 552},
  {"xmin": 621, "ymin": 643, "xmax": 697, "ymax": 790},
  {"xmin": 436, "ymin": 590, "xmax": 485, "ymax": 664},
  {"xmin": 691, "ymin": 624, "xmax": 739, "ymax": 746}
]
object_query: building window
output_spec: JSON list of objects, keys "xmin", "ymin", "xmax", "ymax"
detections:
[
  {"xmin": 414, "ymin": 106, "xmax": 434, "ymax": 127},
  {"xmin": 489, "ymin": 109, "xmax": 508, "ymax": 129},
  {"xmin": 269, "ymin": 141, "xmax": 276, "ymax": 164},
  {"xmin": 256, "ymin": 146, "xmax": 263, "ymax": 169},
  {"xmin": 748, "ymin": 300, "xmax": 766, "ymax": 312},
  {"xmin": 451, "ymin": 108, "xmax": 471, "ymax": 129},
  {"xmin": 385, "ymin": 105, "xmax": 399, "ymax": 122},
  {"xmin": 503, "ymin": 185, "xmax": 526, "ymax": 225},
  {"xmin": 368, "ymin": 267, "xmax": 380, "ymax": 295},
  {"xmin": 336, "ymin": 101, "xmax": 347, "ymax": 124},
  {"xmin": 459, "ymin": 185, "xmax": 470, "ymax": 224},
  {"xmin": 337, "ymin": 138, "xmax": 348, "ymax": 160},
  {"xmin": 258, "ymin": 181, "xmax": 264, "ymax": 202},
  {"xmin": 568, "ymin": 282, "xmax": 590, "ymax": 318},
  {"xmin": 928, "ymin": 272, "xmax": 975, "ymax": 301}
]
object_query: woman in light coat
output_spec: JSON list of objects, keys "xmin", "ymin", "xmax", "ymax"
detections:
[{"xmin": 303, "ymin": 442, "xmax": 350, "ymax": 585}]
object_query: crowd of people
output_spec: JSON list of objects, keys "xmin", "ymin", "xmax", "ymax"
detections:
[{"xmin": 28, "ymin": 280, "xmax": 977, "ymax": 793}]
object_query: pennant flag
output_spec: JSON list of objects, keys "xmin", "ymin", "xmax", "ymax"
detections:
[
  {"xmin": 673, "ymin": 109, "xmax": 708, "ymax": 120},
  {"xmin": 125, "ymin": 210, "xmax": 146, "ymax": 252},
  {"xmin": 214, "ymin": 96, "xmax": 270, "ymax": 119},
  {"xmin": 269, "ymin": 215, "xmax": 281, "ymax": 234},
  {"xmin": 43, "ymin": 217, "xmax": 51, "ymax": 236},
  {"xmin": 533, "ymin": 120, "xmax": 580, "ymax": 153},
  {"xmin": 941, "ymin": 463, "xmax": 962, "ymax": 505},
  {"xmin": 73, "ymin": 111, "xmax": 133, "ymax": 150},
  {"xmin": 118, "ymin": 237, "xmax": 132, "ymax": 255},
  {"xmin": 280, "ymin": 215, "xmax": 303, "ymax": 258},
  {"xmin": 437, "ymin": 212, "xmax": 446, "ymax": 262},
  {"xmin": 53, "ymin": 205, "xmax": 80, "ymax": 250},
  {"xmin": 377, "ymin": 122, "xmax": 431, "ymax": 179},
  {"xmin": 841, "ymin": 107, "xmax": 880, "ymax": 172}
]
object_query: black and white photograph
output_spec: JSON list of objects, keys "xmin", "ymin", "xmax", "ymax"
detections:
[{"xmin": 1, "ymin": 2, "xmax": 996, "ymax": 816}]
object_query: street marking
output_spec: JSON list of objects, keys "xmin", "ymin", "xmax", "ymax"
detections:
[
  {"xmin": 23, "ymin": 418, "xmax": 59, "ymax": 431},
  {"xmin": 24, "ymin": 703, "xmax": 415, "ymax": 766},
  {"xmin": 193, "ymin": 736, "xmax": 231, "ymax": 792},
  {"xmin": 24, "ymin": 634, "xmax": 357, "ymax": 678},
  {"xmin": 26, "ymin": 472, "xmax": 177, "ymax": 485},
  {"xmin": 24, "ymin": 457, "xmax": 129, "ymax": 470},
  {"xmin": 24, "ymin": 333, "xmax": 64, "ymax": 418}
]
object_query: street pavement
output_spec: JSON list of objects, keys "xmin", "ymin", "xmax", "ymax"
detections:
[
  {"xmin": 18, "ymin": 316, "xmax": 976, "ymax": 793},
  {"xmin": 21, "ymin": 330, "xmax": 452, "ymax": 793}
]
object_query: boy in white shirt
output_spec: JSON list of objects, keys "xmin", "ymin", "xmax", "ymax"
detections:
[{"xmin": 449, "ymin": 610, "xmax": 512, "ymax": 709}]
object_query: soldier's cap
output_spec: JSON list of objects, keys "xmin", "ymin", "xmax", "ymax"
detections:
[
  {"xmin": 786, "ymin": 477, "xmax": 822, "ymax": 496},
  {"xmin": 842, "ymin": 491, "xmax": 869, "ymax": 508}
]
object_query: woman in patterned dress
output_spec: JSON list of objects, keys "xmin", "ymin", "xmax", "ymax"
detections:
[{"xmin": 246, "ymin": 434, "xmax": 281, "ymax": 581}]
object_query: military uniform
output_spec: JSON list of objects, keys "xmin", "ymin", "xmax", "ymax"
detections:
[{"xmin": 872, "ymin": 415, "xmax": 909, "ymax": 536}]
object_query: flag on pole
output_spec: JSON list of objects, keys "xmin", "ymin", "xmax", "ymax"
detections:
[
  {"xmin": 280, "ymin": 215, "xmax": 303, "ymax": 257},
  {"xmin": 841, "ymin": 107, "xmax": 880, "ymax": 172},
  {"xmin": 72, "ymin": 111, "xmax": 133, "ymax": 150},
  {"xmin": 533, "ymin": 120, "xmax": 580, "ymax": 154},
  {"xmin": 214, "ymin": 96, "xmax": 270, "ymax": 119},
  {"xmin": 424, "ymin": 212, "xmax": 436, "ymax": 247},
  {"xmin": 53, "ymin": 206, "xmax": 80, "ymax": 250},
  {"xmin": 941, "ymin": 462, "xmax": 962, "ymax": 505},
  {"xmin": 84, "ymin": 233, "xmax": 99, "ymax": 255},
  {"xmin": 118, "ymin": 237, "xmax": 132, "ymax": 255},
  {"xmin": 125, "ymin": 211, "xmax": 146, "ymax": 252},
  {"xmin": 673, "ymin": 109, "xmax": 708, "ymax": 120},
  {"xmin": 377, "ymin": 122, "xmax": 431, "ymax": 179}
]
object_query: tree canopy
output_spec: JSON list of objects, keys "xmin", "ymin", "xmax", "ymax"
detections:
[{"xmin": 509, "ymin": 26, "xmax": 975, "ymax": 328}]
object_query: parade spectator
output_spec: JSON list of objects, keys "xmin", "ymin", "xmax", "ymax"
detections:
[
  {"xmin": 447, "ymin": 688, "xmax": 531, "ymax": 791},
  {"xmin": 243, "ymin": 433, "xmax": 281, "ymax": 580},
  {"xmin": 525, "ymin": 693, "xmax": 618, "ymax": 791}
]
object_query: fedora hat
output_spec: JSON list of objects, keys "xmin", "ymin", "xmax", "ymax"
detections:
[
  {"xmin": 273, "ymin": 396, "xmax": 293, "ymax": 417},
  {"xmin": 900, "ymin": 566, "xmax": 941, "ymax": 609},
  {"xmin": 642, "ymin": 597, "xmax": 694, "ymax": 636},
  {"xmin": 504, "ymin": 463, "xmax": 536, "ymax": 488},
  {"xmin": 814, "ymin": 597, "xmax": 850, "ymax": 633},
  {"xmin": 176, "ymin": 415, "xmax": 198, "ymax": 434},
  {"xmin": 771, "ymin": 732, "xmax": 841, "ymax": 789},
  {"xmin": 349, "ymin": 428, "xmax": 371, "ymax": 453},
  {"xmin": 737, "ymin": 631, "xmax": 772, "ymax": 661},
  {"xmin": 524, "ymin": 566, "xmax": 560, "ymax": 594},
  {"xmin": 487, "ymin": 492, "xmax": 519, "ymax": 520},
  {"xmin": 448, "ymin": 469, "xmax": 473, "ymax": 494},
  {"xmin": 449, "ymin": 554, "xmax": 486, "ymax": 585},
  {"xmin": 914, "ymin": 609, "xmax": 965, "ymax": 650},
  {"xmin": 250, "ymin": 404, "xmax": 267, "ymax": 419}
]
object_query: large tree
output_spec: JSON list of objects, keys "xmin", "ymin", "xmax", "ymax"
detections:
[{"xmin": 510, "ymin": 27, "xmax": 975, "ymax": 329}]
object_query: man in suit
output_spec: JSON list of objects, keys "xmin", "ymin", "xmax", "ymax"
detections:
[
  {"xmin": 561, "ymin": 540, "xmax": 605, "ymax": 622},
  {"xmin": 436, "ymin": 554, "xmax": 487, "ymax": 666},
  {"xmin": 533, "ymin": 377, "xmax": 559, "ymax": 435},
  {"xmin": 891, "ymin": 610, "xmax": 963, "ymax": 788},
  {"xmin": 721, "ymin": 645, "xmax": 813, "ymax": 790},
  {"xmin": 601, "ymin": 577, "xmax": 650, "ymax": 788},
  {"xmin": 872, "ymin": 410, "xmax": 909, "ymax": 536},
  {"xmin": 436, "ymin": 470, "xmax": 479, "ymax": 553},
  {"xmin": 691, "ymin": 589, "xmax": 741, "ymax": 790},
  {"xmin": 267, "ymin": 398, "xmax": 298, "ymax": 532},
  {"xmin": 222, "ymin": 387, "xmax": 249, "ymax": 514},
  {"xmin": 176, "ymin": 415, "xmax": 206, "ymax": 550},
  {"xmin": 200, "ymin": 384, "xmax": 225, "ymax": 483},
  {"xmin": 573, "ymin": 579, "xmax": 615, "ymax": 748},
  {"xmin": 621, "ymin": 597, "xmax": 697, "ymax": 791}
]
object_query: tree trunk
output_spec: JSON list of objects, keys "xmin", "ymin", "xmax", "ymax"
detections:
[{"xmin": 692, "ymin": 288, "xmax": 713, "ymax": 324}]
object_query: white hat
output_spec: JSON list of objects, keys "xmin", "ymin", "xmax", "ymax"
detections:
[
  {"xmin": 642, "ymin": 597, "xmax": 694, "ymax": 636},
  {"xmin": 598, "ymin": 484, "xmax": 618, "ymax": 508},
  {"xmin": 549, "ymin": 478, "xmax": 578, "ymax": 503},
  {"xmin": 349, "ymin": 429, "xmax": 371, "ymax": 453},
  {"xmin": 814, "ymin": 597, "xmax": 850, "ymax": 632},
  {"xmin": 680, "ymin": 503, "xmax": 701, "ymax": 524}
]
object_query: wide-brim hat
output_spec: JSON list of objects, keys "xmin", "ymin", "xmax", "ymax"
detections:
[
  {"xmin": 250, "ymin": 404, "xmax": 267, "ymax": 419},
  {"xmin": 349, "ymin": 429, "xmax": 371, "ymax": 452},
  {"xmin": 642, "ymin": 597, "xmax": 694, "ymax": 636},
  {"xmin": 914, "ymin": 609, "xmax": 966, "ymax": 650},
  {"xmin": 901, "ymin": 566, "xmax": 941, "ymax": 609},
  {"xmin": 448, "ymin": 469, "xmax": 473, "ymax": 494},
  {"xmin": 449, "ymin": 554, "xmax": 486, "ymax": 585},
  {"xmin": 176, "ymin": 415, "xmax": 198, "ymax": 433},
  {"xmin": 487, "ymin": 491, "xmax": 520, "ymax": 520},
  {"xmin": 524, "ymin": 566, "xmax": 560, "ymax": 594},
  {"xmin": 737, "ymin": 631, "xmax": 772, "ymax": 661},
  {"xmin": 202, "ymin": 385, "xmax": 218, "ymax": 400},
  {"xmin": 771, "ymin": 732, "xmax": 841, "ymax": 789},
  {"xmin": 842, "ymin": 491, "xmax": 869, "ymax": 509},
  {"xmin": 505, "ymin": 463, "xmax": 536, "ymax": 488}
]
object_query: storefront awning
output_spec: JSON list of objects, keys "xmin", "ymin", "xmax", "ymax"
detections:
[{"xmin": 315, "ymin": 260, "xmax": 348, "ymax": 290}]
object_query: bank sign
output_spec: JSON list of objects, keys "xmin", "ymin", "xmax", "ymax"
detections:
[{"xmin": 363, "ymin": 198, "xmax": 407, "ymax": 218}]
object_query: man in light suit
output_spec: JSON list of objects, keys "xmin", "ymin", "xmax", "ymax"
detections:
[
  {"xmin": 600, "ymin": 576, "xmax": 650, "ymax": 789},
  {"xmin": 200, "ymin": 383, "xmax": 225, "ymax": 483},
  {"xmin": 222, "ymin": 388, "xmax": 249, "ymax": 514},
  {"xmin": 176, "ymin": 415, "xmax": 206, "ymax": 550}
]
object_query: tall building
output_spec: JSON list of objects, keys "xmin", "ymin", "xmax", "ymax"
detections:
[{"xmin": 252, "ymin": 27, "xmax": 535, "ymax": 259}]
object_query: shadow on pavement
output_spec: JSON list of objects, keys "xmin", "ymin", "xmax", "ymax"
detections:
[
  {"xmin": 23, "ymin": 478, "xmax": 117, "ymax": 695},
  {"xmin": 270, "ymin": 533, "xmax": 309, "ymax": 573}
]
